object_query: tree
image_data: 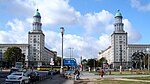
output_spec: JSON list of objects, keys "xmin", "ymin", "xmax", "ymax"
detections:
[
  {"xmin": 4, "ymin": 47, "xmax": 24, "ymax": 67},
  {"xmin": 97, "ymin": 57, "xmax": 107, "ymax": 67},
  {"xmin": 82, "ymin": 59, "xmax": 87, "ymax": 66},
  {"xmin": 131, "ymin": 52, "xmax": 145, "ymax": 69},
  {"xmin": 87, "ymin": 59, "xmax": 96, "ymax": 69}
]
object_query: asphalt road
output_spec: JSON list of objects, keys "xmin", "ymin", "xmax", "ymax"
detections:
[
  {"xmin": 1, "ymin": 70, "xmax": 150, "ymax": 84},
  {"xmin": 0, "ymin": 70, "xmax": 74, "ymax": 84},
  {"xmin": 37, "ymin": 74, "xmax": 74, "ymax": 84}
]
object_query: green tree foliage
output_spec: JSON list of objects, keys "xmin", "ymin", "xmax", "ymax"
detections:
[
  {"xmin": 87, "ymin": 59, "xmax": 96, "ymax": 68},
  {"xmin": 4, "ymin": 47, "xmax": 24, "ymax": 67},
  {"xmin": 82, "ymin": 59, "xmax": 87, "ymax": 66},
  {"xmin": 97, "ymin": 57, "xmax": 107, "ymax": 67}
]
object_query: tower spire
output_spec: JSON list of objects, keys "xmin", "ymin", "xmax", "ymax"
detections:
[
  {"xmin": 114, "ymin": 10, "xmax": 124, "ymax": 33},
  {"xmin": 32, "ymin": 9, "xmax": 42, "ymax": 32}
]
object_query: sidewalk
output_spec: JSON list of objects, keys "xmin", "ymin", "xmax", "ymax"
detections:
[
  {"xmin": 79, "ymin": 71, "xmax": 98, "ymax": 79},
  {"xmin": 77, "ymin": 71, "xmax": 150, "ymax": 83},
  {"xmin": 113, "ymin": 78, "xmax": 150, "ymax": 83}
]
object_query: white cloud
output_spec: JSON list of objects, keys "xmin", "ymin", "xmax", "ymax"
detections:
[
  {"xmin": 131, "ymin": 0, "xmax": 150, "ymax": 11},
  {"xmin": 0, "ymin": 0, "xmax": 142, "ymax": 63},
  {"xmin": 0, "ymin": 19, "xmax": 28, "ymax": 43},
  {"xmin": 6, "ymin": 19, "xmax": 25, "ymax": 32},
  {"xmin": 0, "ymin": 31, "xmax": 13, "ymax": 43},
  {"xmin": 97, "ymin": 34, "xmax": 111, "ymax": 49},
  {"xmin": 123, "ymin": 19, "xmax": 141, "ymax": 43},
  {"xmin": 80, "ymin": 10, "xmax": 114, "ymax": 35},
  {"xmin": 43, "ymin": 30, "xmax": 110, "ymax": 63},
  {"xmin": 35, "ymin": 0, "xmax": 81, "ymax": 26}
]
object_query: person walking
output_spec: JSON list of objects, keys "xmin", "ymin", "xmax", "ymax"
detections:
[
  {"xmin": 74, "ymin": 69, "xmax": 80, "ymax": 80},
  {"xmin": 100, "ymin": 68, "xmax": 104, "ymax": 80}
]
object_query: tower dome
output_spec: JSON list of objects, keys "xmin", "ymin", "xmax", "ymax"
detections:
[
  {"xmin": 33, "ymin": 9, "xmax": 41, "ymax": 17},
  {"xmin": 32, "ymin": 9, "xmax": 42, "ymax": 32},
  {"xmin": 115, "ymin": 10, "xmax": 122, "ymax": 17}
]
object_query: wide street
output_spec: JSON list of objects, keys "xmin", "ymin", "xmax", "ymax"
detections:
[
  {"xmin": 36, "ymin": 72, "xmax": 150, "ymax": 84},
  {"xmin": 1, "ymin": 70, "xmax": 150, "ymax": 84},
  {"xmin": 35, "ymin": 71, "xmax": 150, "ymax": 84}
]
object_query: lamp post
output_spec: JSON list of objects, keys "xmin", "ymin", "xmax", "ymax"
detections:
[{"xmin": 60, "ymin": 27, "xmax": 64, "ymax": 73}]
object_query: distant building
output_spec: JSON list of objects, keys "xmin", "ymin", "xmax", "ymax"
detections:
[
  {"xmin": 98, "ymin": 10, "xmax": 150, "ymax": 69},
  {"xmin": 0, "ymin": 9, "xmax": 57, "ymax": 67}
]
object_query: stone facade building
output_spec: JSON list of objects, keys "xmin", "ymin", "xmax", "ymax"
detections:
[
  {"xmin": 98, "ymin": 10, "xmax": 150, "ymax": 69},
  {"xmin": 0, "ymin": 9, "xmax": 57, "ymax": 67}
]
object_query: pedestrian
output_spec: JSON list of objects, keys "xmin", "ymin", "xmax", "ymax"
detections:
[
  {"xmin": 74, "ymin": 69, "xmax": 80, "ymax": 80},
  {"xmin": 77, "ymin": 69, "xmax": 80, "ymax": 79},
  {"xmin": 100, "ymin": 68, "xmax": 104, "ymax": 80}
]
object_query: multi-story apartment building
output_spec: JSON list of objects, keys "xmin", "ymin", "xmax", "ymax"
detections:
[
  {"xmin": 0, "ymin": 9, "xmax": 57, "ymax": 67},
  {"xmin": 98, "ymin": 10, "xmax": 150, "ymax": 69}
]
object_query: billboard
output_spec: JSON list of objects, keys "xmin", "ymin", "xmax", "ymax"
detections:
[{"xmin": 63, "ymin": 58, "xmax": 77, "ymax": 67}]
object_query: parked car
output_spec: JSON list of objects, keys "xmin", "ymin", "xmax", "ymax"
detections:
[
  {"xmin": 5, "ymin": 72, "xmax": 30, "ymax": 84},
  {"xmin": 9, "ymin": 68, "xmax": 19, "ymax": 75}
]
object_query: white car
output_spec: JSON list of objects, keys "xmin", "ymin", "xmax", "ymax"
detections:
[{"xmin": 5, "ymin": 72, "xmax": 30, "ymax": 84}]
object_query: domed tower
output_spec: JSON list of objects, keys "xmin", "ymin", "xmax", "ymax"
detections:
[
  {"xmin": 32, "ymin": 9, "xmax": 42, "ymax": 32},
  {"xmin": 114, "ymin": 10, "xmax": 125, "ymax": 33},
  {"xmin": 111, "ymin": 10, "xmax": 128, "ymax": 69},
  {"xmin": 28, "ymin": 9, "xmax": 45, "ymax": 67}
]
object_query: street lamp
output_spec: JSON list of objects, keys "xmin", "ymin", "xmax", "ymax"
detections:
[{"xmin": 60, "ymin": 27, "xmax": 64, "ymax": 73}]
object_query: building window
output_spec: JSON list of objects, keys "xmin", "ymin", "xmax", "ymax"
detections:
[
  {"xmin": 33, "ymin": 39, "xmax": 36, "ymax": 43},
  {"xmin": 33, "ymin": 49, "xmax": 36, "ymax": 52}
]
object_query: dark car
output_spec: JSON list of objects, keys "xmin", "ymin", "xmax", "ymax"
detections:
[
  {"xmin": 9, "ymin": 68, "xmax": 19, "ymax": 75},
  {"xmin": 26, "ymin": 71, "xmax": 40, "ymax": 82}
]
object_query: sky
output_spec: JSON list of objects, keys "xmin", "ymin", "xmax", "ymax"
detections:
[{"xmin": 0, "ymin": 0, "xmax": 150, "ymax": 63}]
